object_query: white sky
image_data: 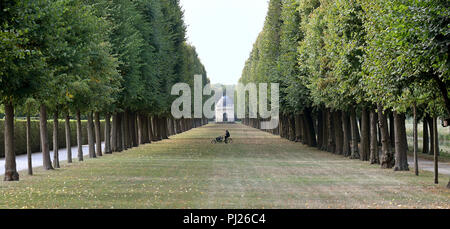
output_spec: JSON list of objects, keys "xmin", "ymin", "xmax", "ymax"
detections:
[{"xmin": 180, "ymin": 0, "xmax": 269, "ymax": 85}]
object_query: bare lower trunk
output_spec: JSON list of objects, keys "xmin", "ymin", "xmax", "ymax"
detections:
[
  {"xmin": 87, "ymin": 111, "xmax": 96, "ymax": 158},
  {"xmin": 123, "ymin": 111, "xmax": 129, "ymax": 149},
  {"xmin": 105, "ymin": 113, "xmax": 112, "ymax": 154},
  {"xmin": 158, "ymin": 117, "xmax": 164, "ymax": 139},
  {"xmin": 433, "ymin": 117, "xmax": 439, "ymax": 184},
  {"xmin": 143, "ymin": 115, "xmax": 149, "ymax": 143},
  {"xmin": 413, "ymin": 104, "xmax": 418, "ymax": 175},
  {"xmin": 393, "ymin": 111, "xmax": 409, "ymax": 171},
  {"xmin": 40, "ymin": 104, "xmax": 53, "ymax": 170},
  {"xmin": 27, "ymin": 114, "xmax": 33, "ymax": 175},
  {"xmin": 334, "ymin": 111, "xmax": 343, "ymax": 155},
  {"xmin": 4, "ymin": 101, "xmax": 19, "ymax": 181},
  {"xmin": 134, "ymin": 113, "xmax": 139, "ymax": 144},
  {"xmin": 53, "ymin": 110, "xmax": 60, "ymax": 168},
  {"xmin": 76, "ymin": 110, "xmax": 83, "ymax": 161},
  {"xmin": 360, "ymin": 108, "xmax": 370, "ymax": 161},
  {"xmin": 130, "ymin": 112, "xmax": 138, "ymax": 147},
  {"xmin": 111, "ymin": 113, "xmax": 117, "ymax": 152},
  {"xmin": 316, "ymin": 110, "xmax": 323, "ymax": 147},
  {"xmin": 162, "ymin": 117, "xmax": 168, "ymax": 139},
  {"xmin": 389, "ymin": 112, "xmax": 395, "ymax": 149},
  {"xmin": 94, "ymin": 112, "xmax": 102, "ymax": 157},
  {"xmin": 147, "ymin": 116, "xmax": 153, "ymax": 143},
  {"xmin": 120, "ymin": 113, "xmax": 125, "ymax": 151},
  {"xmin": 137, "ymin": 114, "xmax": 143, "ymax": 145},
  {"xmin": 288, "ymin": 116, "xmax": 295, "ymax": 141},
  {"xmin": 65, "ymin": 114, "xmax": 72, "ymax": 163},
  {"xmin": 295, "ymin": 114, "xmax": 303, "ymax": 143},
  {"xmin": 422, "ymin": 116, "xmax": 429, "ymax": 154},
  {"xmin": 378, "ymin": 104, "xmax": 394, "ymax": 169},
  {"xmin": 428, "ymin": 116, "xmax": 434, "ymax": 155},
  {"xmin": 327, "ymin": 109, "xmax": 335, "ymax": 153},
  {"xmin": 349, "ymin": 107, "xmax": 360, "ymax": 159},
  {"xmin": 370, "ymin": 110, "xmax": 379, "ymax": 164},
  {"xmin": 153, "ymin": 116, "xmax": 161, "ymax": 141},
  {"xmin": 117, "ymin": 113, "xmax": 123, "ymax": 152},
  {"xmin": 342, "ymin": 111, "xmax": 351, "ymax": 157},
  {"xmin": 322, "ymin": 110, "xmax": 328, "ymax": 151}
]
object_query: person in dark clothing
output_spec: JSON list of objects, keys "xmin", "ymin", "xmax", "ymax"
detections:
[{"xmin": 224, "ymin": 130, "xmax": 230, "ymax": 143}]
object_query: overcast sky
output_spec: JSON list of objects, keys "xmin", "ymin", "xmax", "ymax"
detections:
[{"xmin": 179, "ymin": 0, "xmax": 269, "ymax": 85}]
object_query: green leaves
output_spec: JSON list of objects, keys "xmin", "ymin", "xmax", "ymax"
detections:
[
  {"xmin": 241, "ymin": 0, "xmax": 448, "ymax": 118},
  {"xmin": 1, "ymin": 0, "xmax": 207, "ymax": 117}
]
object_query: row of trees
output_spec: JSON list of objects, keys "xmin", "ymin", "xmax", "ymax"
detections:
[
  {"xmin": 1, "ymin": 0, "xmax": 209, "ymax": 181},
  {"xmin": 240, "ymin": 0, "xmax": 449, "ymax": 186}
]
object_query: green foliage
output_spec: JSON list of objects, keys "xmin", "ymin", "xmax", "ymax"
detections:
[
  {"xmin": 241, "ymin": 0, "xmax": 448, "ymax": 119},
  {"xmin": 1, "ymin": 0, "xmax": 207, "ymax": 117},
  {"xmin": 278, "ymin": 0, "xmax": 311, "ymax": 113},
  {"xmin": 361, "ymin": 0, "xmax": 449, "ymax": 115}
]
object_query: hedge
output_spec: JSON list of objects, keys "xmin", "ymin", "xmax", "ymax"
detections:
[{"xmin": 0, "ymin": 119, "xmax": 105, "ymax": 158}]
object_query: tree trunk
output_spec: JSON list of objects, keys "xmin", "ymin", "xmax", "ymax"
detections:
[
  {"xmin": 105, "ymin": 113, "xmax": 112, "ymax": 154},
  {"xmin": 327, "ymin": 109, "xmax": 335, "ymax": 153},
  {"xmin": 428, "ymin": 116, "xmax": 434, "ymax": 155},
  {"xmin": 142, "ymin": 114, "xmax": 149, "ymax": 143},
  {"xmin": 137, "ymin": 114, "xmax": 143, "ymax": 145},
  {"xmin": 131, "ymin": 112, "xmax": 138, "ymax": 146},
  {"xmin": 116, "ymin": 113, "xmax": 123, "ymax": 152},
  {"xmin": 76, "ymin": 110, "xmax": 83, "ymax": 161},
  {"xmin": 433, "ymin": 117, "xmax": 439, "ymax": 184},
  {"xmin": 94, "ymin": 112, "xmax": 102, "ymax": 157},
  {"xmin": 4, "ymin": 101, "xmax": 19, "ymax": 181},
  {"xmin": 288, "ymin": 116, "xmax": 295, "ymax": 141},
  {"xmin": 40, "ymin": 104, "xmax": 53, "ymax": 170},
  {"xmin": 422, "ymin": 116, "xmax": 429, "ymax": 154},
  {"xmin": 120, "ymin": 112, "xmax": 125, "ymax": 152},
  {"xmin": 378, "ymin": 104, "xmax": 394, "ymax": 169},
  {"xmin": 147, "ymin": 116, "xmax": 153, "ymax": 143},
  {"xmin": 316, "ymin": 110, "xmax": 323, "ymax": 147},
  {"xmin": 334, "ymin": 111, "xmax": 343, "ymax": 155},
  {"xmin": 413, "ymin": 104, "xmax": 419, "ymax": 175},
  {"xmin": 321, "ymin": 110, "xmax": 328, "ymax": 151},
  {"xmin": 171, "ymin": 118, "xmax": 176, "ymax": 136},
  {"xmin": 162, "ymin": 117, "xmax": 168, "ymax": 139},
  {"xmin": 360, "ymin": 108, "xmax": 370, "ymax": 161},
  {"xmin": 153, "ymin": 116, "xmax": 161, "ymax": 141},
  {"xmin": 27, "ymin": 113, "xmax": 33, "ymax": 175},
  {"xmin": 393, "ymin": 111, "xmax": 409, "ymax": 171},
  {"xmin": 159, "ymin": 117, "xmax": 165, "ymax": 139},
  {"xmin": 370, "ymin": 110, "xmax": 379, "ymax": 164},
  {"xmin": 87, "ymin": 111, "xmax": 96, "ymax": 158},
  {"xmin": 342, "ymin": 111, "xmax": 351, "ymax": 157},
  {"xmin": 53, "ymin": 110, "xmax": 60, "ymax": 168},
  {"xmin": 111, "ymin": 113, "xmax": 117, "ymax": 152},
  {"xmin": 172, "ymin": 118, "xmax": 177, "ymax": 135},
  {"xmin": 295, "ymin": 114, "xmax": 303, "ymax": 142},
  {"xmin": 65, "ymin": 114, "xmax": 72, "ymax": 163},
  {"xmin": 389, "ymin": 112, "xmax": 395, "ymax": 149},
  {"xmin": 305, "ymin": 109, "xmax": 317, "ymax": 147},
  {"xmin": 349, "ymin": 107, "xmax": 359, "ymax": 159},
  {"xmin": 123, "ymin": 111, "xmax": 129, "ymax": 149}
]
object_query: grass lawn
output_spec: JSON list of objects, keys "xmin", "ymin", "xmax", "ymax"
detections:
[{"xmin": 0, "ymin": 123, "xmax": 449, "ymax": 209}]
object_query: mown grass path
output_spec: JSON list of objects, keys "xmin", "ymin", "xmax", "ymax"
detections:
[{"xmin": 0, "ymin": 123, "xmax": 449, "ymax": 208}]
